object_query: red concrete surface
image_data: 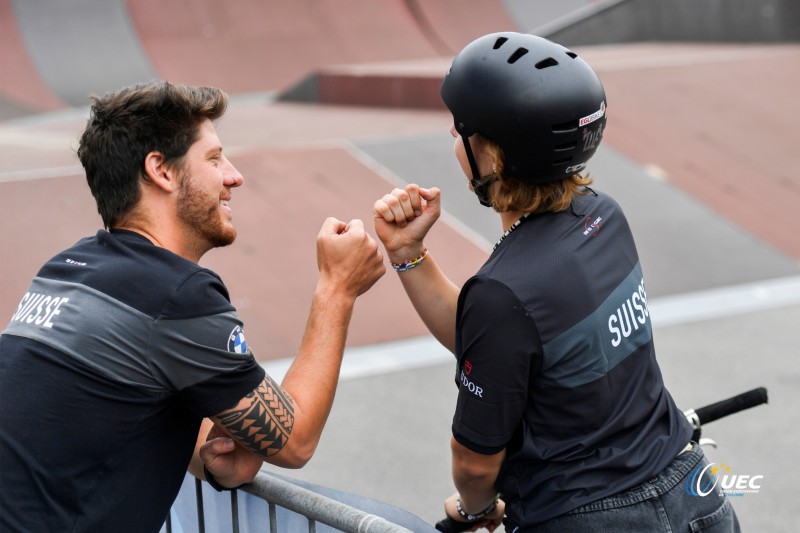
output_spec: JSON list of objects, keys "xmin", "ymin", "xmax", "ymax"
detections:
[
  {"xmin": 0, "ymin": 174, "xmax": 100, "ymax": 320},
  {"xmin": 409, "ymin": 0, "xmax": 521, "ymax": 54},
  {"xmin": 587, "ymin": 43, "xmax": 800, "ymax": 259},
  {"xmin": 302, "ymin": 0, "xmax": 521, "ymax": 109},
  {"xmin": 1, "ymin": 0, "xmax": 521, "ymax": 118},
  {"xmin": 317, "ymin": 67, "xmax": 446, "ymax": 109},
  {"xmin": 0, "ymin": 0, "xmax": 65, "ymax": 113},
  {"xmin": 200, "ymin": 146, "xmax": 486, "ymax": 359},
  {"xmin": 0, "ymin": 101, "xmax": 485, "ymax": 362},
  {"xmin": 126, "ymin": 0, "xmax": 445, "ymax": 94},
  {"xmin": 126, "ymin": 0, "xmax": 520, "ymax": 95},
  {"xmin": 309, "ymin": 43, "xmax": 800, "ymax": 261},
  {"xmin": 206, "ymin": 103, "xmax": 487, "ymax": 359}
]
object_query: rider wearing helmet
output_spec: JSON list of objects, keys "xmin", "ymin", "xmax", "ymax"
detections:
[{"xmin": 373, "ymin": 32, "xmax": 740, "ymax": 531}]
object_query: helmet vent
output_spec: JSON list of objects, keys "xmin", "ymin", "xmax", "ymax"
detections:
[
  {"xmin": 552, "ymin": 157, "xmax": 572, "ymax": 166},
  {"xmin": 508, "ymin": 48, "xmax": 529, "ymax": 64},
  {"xmin": 566, "ymin": 51, "xmax": 578, "ymax": 59},
  {"xmin": 554, "ymin": 142, "xmax": 577, "ymax": 152},
  {"xmin": 493, "ymin": 37, "xmax": 508, "ymax": 49},
  {"xmin": 535, "ymin": 57, "xmax": 559, "ymax": 70},
  {"xmin": 552, "ymin": 121, "xmax": 577, "ymax": 134}
]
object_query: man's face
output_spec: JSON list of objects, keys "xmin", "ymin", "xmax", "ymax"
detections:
[{"xmin": 176, "ymin": 119, "xmax": 243, "ymax": 250}]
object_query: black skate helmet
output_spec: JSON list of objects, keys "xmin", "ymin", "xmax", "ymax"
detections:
[{"xmin": 441, "ymin": 32, "xmax": 607, "ymax": 185}]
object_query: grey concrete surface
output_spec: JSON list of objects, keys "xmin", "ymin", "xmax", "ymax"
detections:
[
  {"xmin": 13, "ymin": 0, "xmax": 157, "ymax": 106},
  {"xmin": 541, "ymin": 0, "xmax": 800, "ymax": 46},
  {"xmin": 503, "ymin": 0, "xmax": 594, "ymax": 33}
]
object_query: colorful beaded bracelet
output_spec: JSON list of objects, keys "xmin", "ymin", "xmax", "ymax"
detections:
[{"xmin": 391, "ymin": 247, "xmax": 429, "ymax": 272}]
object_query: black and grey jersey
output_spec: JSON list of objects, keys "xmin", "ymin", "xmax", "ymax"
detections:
[
  {"xmin": 452, "ymin": 190, "xmax": 692, "ymax": 528},
  {"xmin": 0, "ymin": 229, "xmax": 265, "ymax": 532}
]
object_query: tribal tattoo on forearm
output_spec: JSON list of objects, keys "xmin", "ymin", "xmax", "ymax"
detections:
[{"xmin": 216, "ymin": 374, "xmax": 296, "ymax": 458}]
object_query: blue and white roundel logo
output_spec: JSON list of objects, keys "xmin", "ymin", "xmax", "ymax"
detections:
[{"xmin": 228, "ymin": 326, "xmax": 248, "ymax": 354}]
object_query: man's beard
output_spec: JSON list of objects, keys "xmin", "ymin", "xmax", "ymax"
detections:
[{"xmin": 176, "ymin": 175, "xmax": 237, "ymax": 250}]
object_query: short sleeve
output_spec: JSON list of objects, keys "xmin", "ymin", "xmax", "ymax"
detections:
[
  {"xmin": 452, "ymin": 277, "xmax": 541, "ymax": 454},
  {"xmin": 148, "ymin": 271, "xmax": 265, "ymax": 417}
]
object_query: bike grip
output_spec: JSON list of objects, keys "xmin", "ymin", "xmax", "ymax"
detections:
[
  {"xmin": 694, "ymin": 387, "xmax": 768, "ymax": 425},
  {"xmin": 435, "ymin": 517, "xmax": 474, "ymax": 532}
]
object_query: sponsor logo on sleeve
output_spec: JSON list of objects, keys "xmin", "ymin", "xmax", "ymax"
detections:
[
  {"xmin": 459, "ymin": 359, "xmax": 484, "ymax": 398},
  {"xmin": 227, "ymin": 325, "xmax": 248, "ymax": 354}
]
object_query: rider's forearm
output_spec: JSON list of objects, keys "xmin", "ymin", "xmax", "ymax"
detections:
[
  {"xmin": 451, "ymin": 438, "xmax": 505, "ymax": 514},
  {"xmin": 392, "ymin": 252, "xmax": 459, "ymax": 353}
]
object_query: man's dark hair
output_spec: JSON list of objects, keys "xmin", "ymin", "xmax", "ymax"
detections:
[{"xmin": 77, "ymin": 80, "xmax": 228, "ymax": 228}]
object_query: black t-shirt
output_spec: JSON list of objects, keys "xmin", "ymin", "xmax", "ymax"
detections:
[
  {"xmin": 0, "ymin": 229, "xmax": 265, "ymax": 532},
  {"xmin": 452, "ymin": 190, "xmax": 693, "ymax": 528}
]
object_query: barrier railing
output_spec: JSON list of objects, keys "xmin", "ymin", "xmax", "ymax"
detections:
[{"xmin": 164, "ymin": 470, "xmax": 423, "ymax": 533}]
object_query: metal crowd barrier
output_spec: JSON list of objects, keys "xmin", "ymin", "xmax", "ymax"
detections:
[{"xmin": 163, "ymin": 470, "xmax": 421, "ymax": 533}]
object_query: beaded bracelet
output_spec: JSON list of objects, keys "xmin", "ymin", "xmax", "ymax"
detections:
[
  {"xmin": 391, "ymin": 247, "xmax": 429, "ymax": 272},
  {"xmin": 456, "ymin": 494, "xmax": 500, "ymax": 521}
]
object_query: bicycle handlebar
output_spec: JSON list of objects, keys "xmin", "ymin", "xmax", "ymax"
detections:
[
  {"xmin": 434, "ymin": 517, "xmax": 476, "ymax": 533},
  {"xmin": 691, "ymin": 387, "xmax": 768, "ymax": 426},
  {"xmin": 434, "ymin": 387, "xmax": 768, "ymax": 532}
]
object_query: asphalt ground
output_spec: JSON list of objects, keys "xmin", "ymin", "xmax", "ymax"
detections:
[{"xmin": 2, "ymin": 42, "xmax": 799, "ymax": 532}]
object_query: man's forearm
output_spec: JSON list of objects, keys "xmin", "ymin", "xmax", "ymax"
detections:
[{"xmin": 277, "ymin": 282, "xmax": 356, "ymax": 462}]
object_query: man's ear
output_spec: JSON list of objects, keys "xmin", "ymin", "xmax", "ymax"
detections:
[{"xmin": 143, "ymin": 151, "xmax": 180, "ymax": 193}]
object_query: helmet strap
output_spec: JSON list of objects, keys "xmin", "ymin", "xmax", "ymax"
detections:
[
  {"xmin": 471, "ymin": 173, "xmax": 497, "ymax": 208},
  {"xmin": 462, "ymin": 135, "xmax": 496, "ymax": 208}
]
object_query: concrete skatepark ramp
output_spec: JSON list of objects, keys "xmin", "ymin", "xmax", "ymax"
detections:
[
  {"xmin": 1, "ymin": 0, "xmax": 522, "ymax": 117},
  {"xmin": 2, "ymin": 0, "xmax": 797, "ymax": 119}
]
